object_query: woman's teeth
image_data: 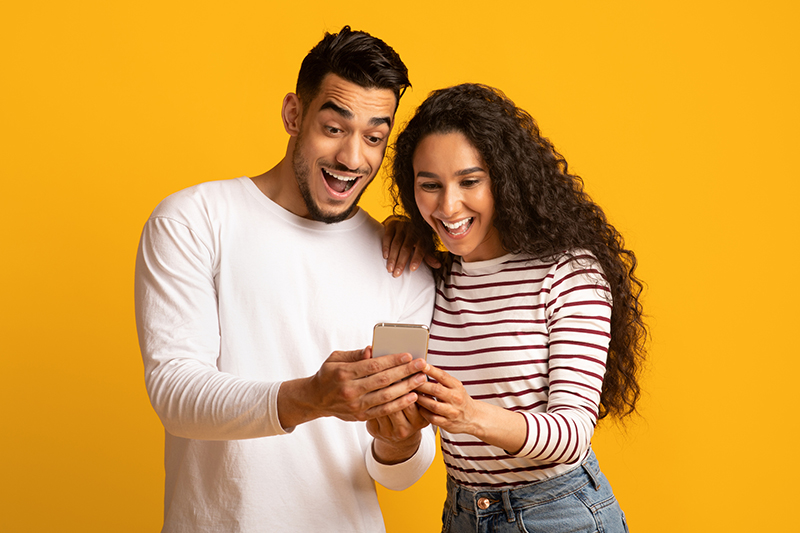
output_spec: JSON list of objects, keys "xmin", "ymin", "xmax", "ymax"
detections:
[{"xmin": 441, "ymin": 218, "xmax": 472, "ymax": 235}]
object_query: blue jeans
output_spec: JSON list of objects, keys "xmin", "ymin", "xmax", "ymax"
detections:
[{"xmin": 441, "ymin": 450, "xmax": 629, "ymax": 533}]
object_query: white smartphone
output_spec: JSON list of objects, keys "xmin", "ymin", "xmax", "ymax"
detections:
[{"xmin": 371, "ymin": 323, "xmax": 429, "ymax": 360}]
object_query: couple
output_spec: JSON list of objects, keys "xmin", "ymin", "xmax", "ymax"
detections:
[{"xmin": 135, "ymin": 26, "xmax": 645, "ymax": 533}]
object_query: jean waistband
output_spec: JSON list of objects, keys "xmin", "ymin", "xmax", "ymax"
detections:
[{"xmin": 446, "ymin": 449, "xmax": 601, "ymax": 519}]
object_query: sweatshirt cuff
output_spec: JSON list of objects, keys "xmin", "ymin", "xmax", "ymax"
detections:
[
  {"xmin": 271, "ymin": 381, "xmax": 295, "ymax": 435},
  {"xmin": 365, "ymin": 425, "xmax": 436, "ymax": 491}
]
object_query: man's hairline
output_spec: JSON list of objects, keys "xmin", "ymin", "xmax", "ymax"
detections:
[{"xmin": 298, "ymin": 73, "xmax": 401, "ymax": 121}]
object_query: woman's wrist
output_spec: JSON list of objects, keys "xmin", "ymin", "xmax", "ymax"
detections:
[{"xmin": 471, "ymin": 402, "xmax": 527, "ymax": 454}]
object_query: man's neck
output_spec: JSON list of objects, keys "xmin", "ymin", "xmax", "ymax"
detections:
[{"xmin": 250, "ymin": 159, "xmax": 310, "ymax": 219}]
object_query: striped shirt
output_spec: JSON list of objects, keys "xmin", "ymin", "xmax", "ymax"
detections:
[{"xmin": 427, "ymin": 251, "xmax": 612, "ymax": 489}]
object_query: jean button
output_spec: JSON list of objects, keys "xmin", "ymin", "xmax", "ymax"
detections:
[{"xmin": 477, "ymin": 497, "xmax": 491, "ymax": 510}]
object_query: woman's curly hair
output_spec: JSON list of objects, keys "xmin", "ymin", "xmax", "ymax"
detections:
[{"xmin": 390, "ymin": 83, "xmax": 647, "ymax": 420}]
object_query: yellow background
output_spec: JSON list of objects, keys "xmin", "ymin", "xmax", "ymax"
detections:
[{"xmin": 2, "ymin": 1, "xmax": 798, "ymax": 531}]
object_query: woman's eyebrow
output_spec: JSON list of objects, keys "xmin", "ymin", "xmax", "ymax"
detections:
[
  {"xmin": 416, "ymin": 171, "xmax": 439, "ymax": 179},
  {"xmin": 455, "ymin": 167, "xmax": 485, "ymax": 176},
  {"xmin": 416, "ymin": 167, "xmax": 485, "ymax": 179}
]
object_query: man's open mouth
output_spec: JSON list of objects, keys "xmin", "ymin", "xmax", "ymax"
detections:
[{"xmin": 322, "ymin": 168, "xmax": 360, "ymax": 195}]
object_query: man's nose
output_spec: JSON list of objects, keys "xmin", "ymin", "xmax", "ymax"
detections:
[{"xmin": 335, "ymin": 135, "xmax": 362, "ymax": 172}]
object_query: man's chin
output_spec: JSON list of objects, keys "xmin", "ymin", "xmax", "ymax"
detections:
[
  {"xmin": 304, "ymin": 196, "xmax": 360, "ymax": 224},
  {"xmin": 308, "ymin": 184, "xmax": 370, "ymax": 224},
  {"xmin": 310, "ymin": 206, "xmax": 357, "ymax": 224}
]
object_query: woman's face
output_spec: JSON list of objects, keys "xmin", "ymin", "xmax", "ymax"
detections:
[{"xmin": 413, "ymin": 132, "xmax": 506, "ymax": 262}]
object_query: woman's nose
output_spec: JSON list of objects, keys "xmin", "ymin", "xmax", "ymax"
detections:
[{"xmin": 439, "ymin": 187, "xmax": 462, "ymax": 218}]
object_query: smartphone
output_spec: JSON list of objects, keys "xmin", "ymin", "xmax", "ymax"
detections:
[{"xmin": 371, "ymin": 323, "xmax": 429, "ymax": 360}]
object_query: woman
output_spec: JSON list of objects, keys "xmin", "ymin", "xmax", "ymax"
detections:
[{"xmin": 390, "ymin": 84, "xmax": 646, "ymax": 532}]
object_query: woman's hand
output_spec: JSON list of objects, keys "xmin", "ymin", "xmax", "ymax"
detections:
[
  {"xmin": 414, "ymin": 364, "xmax": 482, "ymax": 436},
  {"xmin": 416, "ymin": 364, "xmax": 527, "ymax": 454},
  {"xmin": 382, "ymin": 215, "xmax": 441, "ymax": 277}
]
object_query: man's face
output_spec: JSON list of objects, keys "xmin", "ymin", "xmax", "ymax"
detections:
[{"xmin": 292, "ymin": 74, "xmax": 396, "ymax": 223}]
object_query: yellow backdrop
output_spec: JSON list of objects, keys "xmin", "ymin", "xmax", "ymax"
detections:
[{"xmin": 2, "ymin": 1, "xmax": 798, "ymax": 531}]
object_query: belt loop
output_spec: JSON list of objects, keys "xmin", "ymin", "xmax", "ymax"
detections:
[
  {"xmin": 581, "ymin": 455, "xmax": 601, "ymax": 490},
  {"xmin": 502, "ymin": 490, "xmax": 515, "ymax": 522},
  {"xmin": 451, "ymin": 482, "xmax": 460, "ymax": 516}
]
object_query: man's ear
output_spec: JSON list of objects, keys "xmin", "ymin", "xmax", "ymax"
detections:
[{"xmin": 282, "ymin": 93, "xmax": 302, "ymax": 136}]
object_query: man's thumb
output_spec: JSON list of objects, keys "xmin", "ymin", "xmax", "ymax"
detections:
[{"xmin": 327, "ymin": 346, "xmax": 370, "ymax": 363}]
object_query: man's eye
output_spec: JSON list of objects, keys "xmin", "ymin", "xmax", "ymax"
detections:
[
  {"xmin": 366, "ymin": 136, "xmax": 382, "ymax": 145},
  {"xmin": 326, "ymin": 126, "xmax": 342, "ymax": 134}
]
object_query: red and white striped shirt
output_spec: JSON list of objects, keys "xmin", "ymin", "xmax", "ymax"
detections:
[{"xmin": 427, "ymin": 251, "xmax": 612, "ymax": 489}]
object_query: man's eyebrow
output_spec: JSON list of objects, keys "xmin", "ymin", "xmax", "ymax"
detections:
[
  {"xmin": 319, "ymin": 101, "xmax": 391, "ymax": 128},
  {"xmin": 320, "ymin": 101, "xmax": 353, "ymax": 119},
  {"xmin": 369, "ymin": 115, "xmax": 392, "ymax": 128}
]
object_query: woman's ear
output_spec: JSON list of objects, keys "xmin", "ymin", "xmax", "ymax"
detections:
[{"xmin": 281, "ymin": 93, "xmax": 302, "ymax": 136}]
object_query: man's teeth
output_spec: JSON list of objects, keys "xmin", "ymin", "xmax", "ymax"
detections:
[
  {"xmin": 323, "ymin": 168, "xmax": 359, "ymax": 194},
  {"xmin": 325, "ymin": 170, "xmax": 357, "ymax": 182}
]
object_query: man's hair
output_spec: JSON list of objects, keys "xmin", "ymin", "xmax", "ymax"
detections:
[
  {"xmin": 391, "ymin": 83, "xmax": 648, "ymax": 422},
  {"xmin": 296, "ymin": 26, "xmax": 410, "ymax": 111}
]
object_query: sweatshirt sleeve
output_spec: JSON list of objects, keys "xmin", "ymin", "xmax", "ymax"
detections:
[
  {"xmin": 365, "ymin": 425, "xmax": 436, "ymax": 490},
  {"xmin": 513, "ymin": 253, "xmax": 612, "ymax": 463},
  {"xmin": 135, "ymin": 215, "xmax": 289, "ymax": 440}
]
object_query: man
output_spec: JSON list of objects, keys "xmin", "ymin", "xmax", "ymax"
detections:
[{"xmin": 135, "ymin": 26, "xmax": 435, "ymax": 532}]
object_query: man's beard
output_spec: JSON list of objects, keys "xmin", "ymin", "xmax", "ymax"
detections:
[{"xmin": 292, "ymin": 133, "xmax": 371, "ymax": 224}]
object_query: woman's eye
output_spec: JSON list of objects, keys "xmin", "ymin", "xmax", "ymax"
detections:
[{"xmin": 419, "ymin": 182, "xmax": 439, "ymax": 191}]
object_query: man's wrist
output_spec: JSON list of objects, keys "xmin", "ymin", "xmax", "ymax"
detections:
[
  {"xmin": 277, "ymin": 377, "xmax": 319, "ymax": 429},
  {"xmin": 371, "ymin": 433, "xmax": 422, "ymax": 465}
]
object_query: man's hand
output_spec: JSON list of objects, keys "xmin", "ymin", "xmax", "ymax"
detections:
[
  {"xmin": 382, "ymin": 215, "xmax": 441, "ymax": 277},
  {"xmin": 277, "ymin": 347, "xmax": 427, "ymax": 429},
  {"xmin": 367, "ymin": 401, "xmax": 430, "ymax": 464}
]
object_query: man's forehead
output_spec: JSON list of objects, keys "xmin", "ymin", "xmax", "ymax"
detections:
[{"xmin": 311, "ymin": 74, "xmax": 397, "ymax": 123}]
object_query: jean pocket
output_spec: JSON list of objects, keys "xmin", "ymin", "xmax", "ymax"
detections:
[
  {"xmin": 516, "ymin": 493, "xmax": 599, "ymax": 533},
  {"xmin": 575, "ymin": 488, "xmax": 628, "ymax": 533}
]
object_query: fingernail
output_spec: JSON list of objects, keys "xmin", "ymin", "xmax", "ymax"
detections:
[
  {"xmin": 401, "ymin": 354, "xmax": 412, "ymax": 363},
  {"xmin": 394, "ymin": 268, "xmax": 402, "ymax": 277}
]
